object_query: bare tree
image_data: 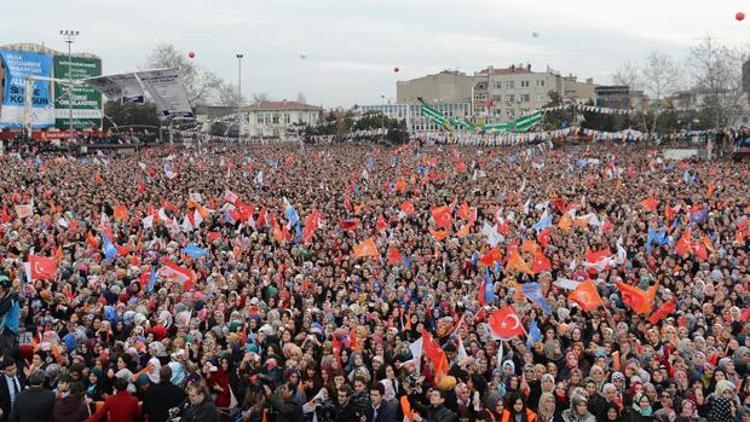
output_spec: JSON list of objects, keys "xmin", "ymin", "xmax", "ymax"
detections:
[
  {"xmin": 641, "ymin": 51, "xmax": 682, "ymax": 133},
  {"xmin": 251, "ymin": 93, "xmax": 269, "ymax": 105},
  {"xmin": 688, "ymin": 36, "xmax": 746, "ymax": 131},
  {"xmin": 612, "ymin": 62, "xmax": 642, "ymax": 91},
  {"xmin": 146, "ymin": 43, "xmax": 223, "ymax": 105},
  {"xmin": 296, "ymin": 92, "xmax": 307, "ymax": 104},
  {"xmin": 216, "ymin": 82, "xmax": 246, "ymax": 106}
]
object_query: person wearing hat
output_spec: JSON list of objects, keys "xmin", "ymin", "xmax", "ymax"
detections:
[{"xmin": 0, "ymin": 271, "xmax": 20, "ymax": 361}]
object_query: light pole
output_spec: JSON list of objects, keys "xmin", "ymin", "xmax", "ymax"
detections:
[
  {"xmin": 59, "ymin": 30, "xmax": 79, "ymax": 141},
  {"xmin": 236, "ymin": 53, "xmax": 243, "ymax": 142}
]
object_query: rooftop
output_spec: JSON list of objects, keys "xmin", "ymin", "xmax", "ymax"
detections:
[{"xmin": 244, "ymin": 100, "xmax": 321, "ymax": 111}]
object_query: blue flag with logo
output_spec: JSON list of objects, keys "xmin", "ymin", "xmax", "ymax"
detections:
[
  {"xmin": 102, "ymin": 236, "xmax": 118, "ymax": 262},
  {"xmin": 527, "ymin": 320, "xmax": 542, "ymax": 347},
  {"xmin": 146, "ymin": 266, "xmax": 158, "ymax": 293},
  {"xmin": 484, "ymin": 268, "xmax": 495, "ymax": 305},
  {"xmin": 181, "ymin": 243, "xmax": 208, "ymax": 259},
  {"xmin": 521, "ymin": 282, "xmax": 552, "ymax": 315}
]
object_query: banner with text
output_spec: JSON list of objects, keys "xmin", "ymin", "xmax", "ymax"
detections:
[
  {"xmin": 137, "ymin": 69, "xmax": 193, "ymax": 119},
  {"xmin": 53, "ymin": 55, "xmax": 103, "ymax": 129},
  {"xmin": 0, "ymin": 50, "xmax": 54, "ymax": 128}
]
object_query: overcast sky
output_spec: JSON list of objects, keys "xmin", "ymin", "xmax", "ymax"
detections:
[{"xmin": 2, "ymin": 0, "xmax": 749, "ymax": 107}]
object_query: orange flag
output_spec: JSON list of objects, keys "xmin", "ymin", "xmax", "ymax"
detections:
[
  {"xmin": 353, "ymin": 238, "xmax": 378, "ymax": 258},
  {"xmin": 615, "ymin": 281, "xmax": 654, "ymax": 315},
  {"xmin": 429, "ymin": 228, "xmax": 448, "ymax": 241},
  {"xmin": 479, "ymin": 247, "xmax": 502, "ymax": 267},
  {"xmin": 113, "ymin": 205, "xmax": 128, "ymax": 222},
  {"xmin": 558, "ymin": 212, "xmax": 573, "ymax": 231},
  {"xmin": 569, "ymin": 279, "xmax": 603, "ymax": 312},
  {"xmin": 701, "ymin": 235, "xmax": 716, "ymax": 254},
  {"xmin": 456, "ymin": 221, "xmax": 473, "ymax": 238},
  {"xmin": 458, "ymin": 202, "xmax": 471, "ymax": 220},
  {"xmin": 506, "ymin": 250, "xmax": 532, "ymax": 274},
  {"xmin": 401, "ymin": 396, "xmax": 415, "ymax": 422},
  {"xmin": 394, "ymin": 177, "xmax": 407, "ymax": 194},
  {"xmin": 86, "ymin": 231, "xmax": 99, "ymax": 249},
  {"xmin": 522, "ymin": 239, "xmax": 541, "ymax": 255},
  {"xmin": 706, "ymin": 183, "xmax": 714, "ymax": 199}
]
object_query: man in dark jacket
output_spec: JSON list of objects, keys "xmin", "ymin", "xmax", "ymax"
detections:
[
  {"xmin": 180, "ymin": 383, "xmax": 217, "ymax": 422},
  {"xmin": 423, "ymin": 389, "xmax": 456, "ymax": 422},
  {"xmin": 367, "ymin": 383, "xmax": 396, "ymax": 422},
  {"xmin": 267, "ymin": 382, "xmax": 303, "ymax": 422},
  {"xmin": 9, "ymin": 370, "xmax": 55, "ymax": 422},
  {"xmin": 334, "ymin": 385, "xmax": 363, "ymax": 422},
  {"xmin": 143, "ymin": 366, "xmax": 187, "ymax": 422}
]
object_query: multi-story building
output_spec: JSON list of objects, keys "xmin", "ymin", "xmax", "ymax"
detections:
[
  {"xmin": 473, "ymin": 64, "xmax": 597, "ymax": 122},
  {"xmin": 359, "ymin": 102, "xmax": 472, "ymax": 132},
  {"xmin": 396, "ymin": 70, "xmax": 475, "ymax": 104},
  {"xmin": 243, "ymin": 100, "xmax": 322, "ymax": 138},
  {"xmin": 595, "ymin": 85, "xmax": 647, "ymax": 109}
]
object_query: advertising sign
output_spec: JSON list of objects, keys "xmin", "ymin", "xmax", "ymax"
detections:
[
  {"xmin": 85, "ymin": 73, "xmax": 145, "ymax": 104},
  {"xmin": 53, "ymin": 55, "xmax": 102, "ymax": 129},
  {"xmin": 0, "ymin": 50, "xmax": 54, "ymax": 128},
  {"xmin": 137, "ymin": 69, "xmax": 193, "ymax": 119}
]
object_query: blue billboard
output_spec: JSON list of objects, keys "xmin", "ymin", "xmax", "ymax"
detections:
[{"xmin": 0, "ymin": 50, "xmax": 54, "ymax": 128}]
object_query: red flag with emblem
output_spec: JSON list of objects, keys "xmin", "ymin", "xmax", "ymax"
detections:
[
  {"xmin": 641, "ymin": 197, "xmax": 659, "ymax": 212},
  {"xmin": 487, "ymin": 306, "xmax": 526, "ymax": 339},
  {"xmin": 616, "ymin": 281, "xmax": 653, "ymax": 315},
  {"xmin": 400, "ymin": 200, "xmax": 415, "ymax": 216},
  {"xmin": 29, "ymin": 255, "xmax": 57, "ymax": 281},
  {"xmin": 674, "ymin": 229, "xmax": 692, "ymax": 257},
  {"xmin": 387, "ymin": 246, "xmax": 402, "ymax": 266},
  {"xmin": 531, "ymin": 251, "xmax": 552, "ymax": 274},
  {"xmin": 569, "ymin": 279, "xmax": 603, "ymax": 312},
  {"xmin": 376, "ymin": 215, "xmax": 388, "ymax": 231},
  {"xmin": 430, "ymin": 206, "xmax": 452, "ymax": 229},
  {"xmin": 480, "ymin": 248, "xmax": 502, "ymax": 267}
]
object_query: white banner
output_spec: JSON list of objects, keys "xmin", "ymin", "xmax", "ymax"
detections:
[
  {"xmin": 84, "ymin": 73, "xmax": 145, "ymax": 104},
  {"xmin": 136, "ymin": 69, "xmax": 193, "ymax": 119}
]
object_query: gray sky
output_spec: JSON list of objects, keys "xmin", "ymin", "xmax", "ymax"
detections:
[{"xmin": 2, "ymin": 0, "xmax": 748, "ymax": 107}]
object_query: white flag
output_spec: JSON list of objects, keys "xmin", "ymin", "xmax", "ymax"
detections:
[{"xmin": 142, "ymin": 215, "xmax": 154, "ymax": 230}]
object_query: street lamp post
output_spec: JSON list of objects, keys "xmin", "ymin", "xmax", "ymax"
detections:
[
  {"xmin": 59, "ymin": 30, "xmax": 79, "ymax": 142},
  {"xmin": 236, "ymin": 54, "xmax": 243, "ymax": 142}
]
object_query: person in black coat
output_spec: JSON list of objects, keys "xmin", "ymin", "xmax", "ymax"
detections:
[
  {"xmin": 8, "ymin": 370, "xmax": 55, "ymax": 422},
  {"xmin": 0, "ymin": 357, "xmax": 25, "ymax": 421},
  {"xmin": 334, "ymin": 385, "xmax": 363, "ymax": 422},
  {"xmin": 422, "ymin": 390, "xmax": 457, "ymax": 422},
  {"xmin": 366, "ymin": 383, "xmax": 396, "ymax": 422},
  {"xmin": 142, "ymin": 366, "xmax": 187, "ymax": 422},
  {"xmin": 180, "ymin": 383, "xmax": 218, "ymax": 422},
  {"xmin": 267, "ymin": 382, "xmax": 303, "ymax": 422},
  {"xmin": 52, "ymin": 382, "xmax": 89, "ymax": 422}
]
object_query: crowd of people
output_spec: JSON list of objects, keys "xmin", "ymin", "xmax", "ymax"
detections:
[{"xmin": 0, "ymin": 137, "xmax": 747, "ymax": 422}]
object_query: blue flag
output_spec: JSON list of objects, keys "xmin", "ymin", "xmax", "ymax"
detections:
[
  {"xmin": 181, "ymin": 243, "xmax": 209, "ymax": 259},
  {"xmin": 102, "ymin": 236, "xmax": 118, "ymax": 262},
  {"xmin": 223, "ymin": 210, "xmax": 236, "ymax": 225},
  {"xmin": 391, "ymin": 155, "xmax": 397, "ymax": 167},
  {"xmin": 646, "ymin": 227, "xmax": 668, "ymax": 253},
  {"xmin": 493, "ymin": 261, "xmax": 503, "ymax": 277},
  {"xmin": 532, "ymin": 211, "xmax": 552, "ymax": 232},
  {"xmin": 367, "ymin": 157, "xmax": 375, "ymax": 169},
  {"xmin": 527, "ymin": 320, "xmax": 542, "ymax": 347},
  {"xmin": 521, "ymin": 282, "xmax": 552, "ymax": 315},
  {"xmin": 484, "ymin": 268, "xmax": 495, "ymax": 305},
  {"xmin": 471, "ymin": 251, "xmax": 480, "ymax": 268},
  {"xmin": 690, "ymin": 208, "xmax": 707, "ymax": 225},
  {"xmin": 285, "ymin": 204, "xmax": 300, "ymax": 226},
  {"xmin": 146, "ymin": 266, "xmax": 158, "ymax": 293},
  {"xmin": 403, "ymin": 256, "xmax": 412, "ymax": 269}
]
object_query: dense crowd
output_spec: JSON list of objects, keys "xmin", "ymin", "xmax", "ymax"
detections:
[{"xmin": 0, "ymin": 138, "xmax": 747, "ymax": 422}]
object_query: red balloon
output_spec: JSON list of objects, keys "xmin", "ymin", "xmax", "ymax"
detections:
[
  {"xmin": 188, "ymin": 51, "xmax": 196, "ymax": 59},
  {"xmin": 393, "ymin": 66, "xmax": 400, "ymax": 73},
  {"xmin": 737, "ymin": 12, "xmax": 745, "ymax": 21}
]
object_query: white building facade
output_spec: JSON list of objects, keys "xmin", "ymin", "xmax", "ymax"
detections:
[
  {"xmin": 359, "ymin": 102, "xmax": 472, "ymax": 133},
  {"xmin": 244, "ymin": 100, "xmax": 321, "ymax": 138}
]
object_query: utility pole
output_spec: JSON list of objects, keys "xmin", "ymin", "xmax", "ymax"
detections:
[
  {"xmin": 59, "ymin": 30, "xmax": 79, "ymax": 142},
  {"xmin": 236, "ymin": 53, "xmax": 244, "ymax": 142}
]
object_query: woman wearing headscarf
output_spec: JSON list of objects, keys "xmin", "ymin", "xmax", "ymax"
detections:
[
  {"xmin": 536, "ymin": 392, "xmax": 556, "ymax": 422},
  {"xmin": 500, "ymin": 392, "xmax": 537, "ymax": 422},
  {"xmin": 626, "ymin": 392, "xmax": 654, "ymax": 421},
  {"xmin": 561, "ymin": 394, "xmax": 596, "ymax": 422},
  {"xmin": 708, "ymin": 380, "xmax": 737, "ymax": 422}
]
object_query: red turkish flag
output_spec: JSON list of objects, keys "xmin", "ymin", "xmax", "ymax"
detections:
[
  {"xmin": 458, "ymin": 202, "xmax": 471, "ymax": 220},
  {"xmin": 399, "ymin": 200, "xmax": 415, "ymax": 216},
  {"xmin": 479, "ymin": 247, "xmax": 502, "ymax": 267},
  {"xmin": 430, "ymin": 206, "xmax": 452, "ymax": 229},
  {"xmin": 376, "ymin": 215, "xmax": 389, "ymax": 231},
  {"xmin": 487, "ymin": 306, "xmax": 526, "ymax": 339},
  {"xmin": 29, "ymin": 255, "xmax": 57, "ymax": 281},
  {"xmin": 531, "ymin": 252, "xmax": 552, "ymax": 274},
  {"xmin": 387, "ymin": 246, "xmax": 402, "ymax": 266}
]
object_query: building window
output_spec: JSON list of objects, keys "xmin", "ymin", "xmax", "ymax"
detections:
[
  {"xmin": 284, "ymin": 113, "xmax": 290, "ymax": 124},
  {"xmin": 537, "ymin": 80, "xmax": 545, "ymax": 87},
  {"xmin": 507, "ymin": 109, "xmax": 516, "ymax": 118},
  {"xmin": 505, "ymin": 81, "xmax": 515, "ymax": 89},
  {"xmin": 505, "ymin": 95, "xmax": 515, "ymax": 103},
  {"xmin": 264, "ymin": 113, "xmax": 271, "ymax": 124},
  {"xmin": 257, "ymin": 114, "xmax": 264, "ymax": 124},
  {"xmin": 495, "ymin": 82, "xmax": 502, "ymax": 89},
  {"xmin": 521, "ymin": 94, "xmax": 530, "ymax": 103},
  {"xmin": 272, "ymin": 114, "xmax": 280, "ymax": 124},
  {"xmin": 521, "ymin": 80, "xmax": 529, "ymax": 88}
]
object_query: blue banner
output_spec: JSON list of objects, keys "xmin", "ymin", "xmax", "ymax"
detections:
[{"xmin": 0, "ymin": 50, "xmax": 54, "ymax": 128}]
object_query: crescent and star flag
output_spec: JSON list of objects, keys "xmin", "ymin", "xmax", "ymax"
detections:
[
  {"xmin": 487, "ymin": 306, "xmax": 526, "ymax": 339},
  {"xmin": 28, "ymin": 255, "xmax": 57, "ymax": 281},
  {"xmin": 648, "ymin": 301, "xmax": 676, "ymax": 324},
  {"xmin": 430, "ymin": 206, "xmax": 452, "ymax": 229},
  {"xmin": 387, "ymin": 246, "xmax": 403, "ymax": 266},
  {"xmin": 616, "ymin": 281, "xmax": 656, "ymax": 315}
]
